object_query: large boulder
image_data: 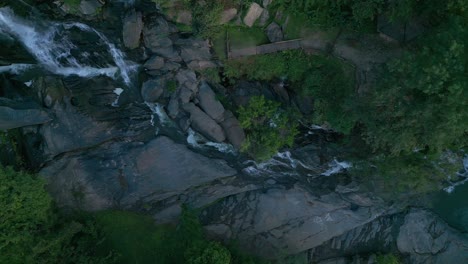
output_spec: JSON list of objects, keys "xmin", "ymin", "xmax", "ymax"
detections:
[
  {"xmin": 122, "ymin": 9, "xmax": 143, "ymax": 49},
  {"xmin": 143, "ymin": 17, "xmax": 176, "ymax": 53},
  {"xmin": 220, "ymin": 8, "xmax": 237, "ymax": 24},
  {"xmin": 183, "ymin": 103, "xmax": 226, "ymax": 142},
  {"xmin": 201, "ymin": 185, "xmax": 386, "ymax": 258},
  {"xmin": 40, "ymin": 136, "xmax": 237, "ymax": 211},
  {"xmin": 243, "ymin": 3, "xmax": 264, "ymax": 27},
  {"xmin": 197, "ymin": 81, "xmax": 225, "ymax": 122},
  {"xmin": 176, "ymin": 69, "xmax": 198, "ymax": 92},
  {"xmin": 141, "ymin": 79, "xmax": 164, "ymax": 102},
  {"xmin": 266, "ymin": 22, "xmax": 283, "ymax": 43},
  {"xmin": 144, "ymin": 56, "xmax": 165, "ymax": 70},
  {"xmin": 397, "ymin": 209, "xmax": 468, "ymax": 264},
  {"xmin": 176, "ymin": 38, "xmax": 216, "ymax": 70},
  {"xmin": 79, "ymin": 0, "xmax": 103, "ymax": 16},
  {"xmin": 220, "ymin": 110, "xmax": 245, "ymax": 150}
]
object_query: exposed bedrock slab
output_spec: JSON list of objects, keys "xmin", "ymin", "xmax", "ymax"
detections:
[
  {"xmin": 40, "ymin": 136, "xmax": 236, "ymax": 211},
  {"xmin": 200, "ymin": 185, "xmax": 387, "ymax": 258}
]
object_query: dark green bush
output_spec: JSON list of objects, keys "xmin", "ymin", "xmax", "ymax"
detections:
[{"xmin": 238, "ymin": 96, "xmax": 299, "ymax": 161}]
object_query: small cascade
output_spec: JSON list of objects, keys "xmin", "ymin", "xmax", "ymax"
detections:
[
  {"xmin": 243, "ymin": 151, "xmax": 321, "ymax": 177},
  {"xmin": 0, "ymin": 8, "xmax": 135, "ymax": 85},
  {"xmin": 321, "ymin": 159, "xmax": 352, "ymax": 176},
  {"xmin": 145, "ymin": 102, "xmax": 172, "ymax": 126},
  {"xmin": 186, "ymin": 128, "xmax": 236, "ymax": 154},
  {"xmin": 444, "ymin": 156, "xmax": 468, "ymax": 193}
]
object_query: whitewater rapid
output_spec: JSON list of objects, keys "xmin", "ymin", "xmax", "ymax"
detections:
[{"xmin": 0, "ymin": 8, "xmax": 135, "ymax": 85}]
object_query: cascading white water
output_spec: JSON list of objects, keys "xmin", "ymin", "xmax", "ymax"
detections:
[{"xmin": 0, "ymin": 8, "xmax": 135, "ymax": 85}]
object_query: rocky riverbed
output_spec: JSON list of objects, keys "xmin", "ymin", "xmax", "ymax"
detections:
[{"xmin": 0, "ymin": 1, "xmax": 467, "ymax": 263}]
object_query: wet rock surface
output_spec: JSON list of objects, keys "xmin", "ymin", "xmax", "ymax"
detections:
[
  {"xmin": 122, "ymin": 9, "xmax": 143, "ymax": 49},
  {"xmin": 41, "ymin": 136, "xmax": 237, "ymax": 211}
]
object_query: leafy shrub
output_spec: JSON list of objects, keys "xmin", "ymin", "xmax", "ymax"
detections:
[
  {"xmin": 238, "ymin": 96, "xmax": 299, "ymax": 161},
  {"xmin": 351, "ymin": 151, "xmax": 462, "ymax": 199},
  {"xmin": 376, "ymin": 253, "xmax": 400, "ymax": 264},
  {"xmin": 225, "ymin": 51, "xmax": 357, "ymax": 134},
  {"xmin": 360, "ymin": 16, "xmax": 467, "ymax": 155},
  {"xmin": 0, "ymin": 166, "xmax": 110, "ymax": 264}
]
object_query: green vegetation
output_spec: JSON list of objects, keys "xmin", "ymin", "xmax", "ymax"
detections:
[
  {"xmin": 1, "ymin": 166, "xmax": 268, "ymax": 264},
  {"xmin": 238, "ymin": 96, "xmax": 299, "ymax": 161},
  {"xmin": 166, "ymin": 80, "xmax": 178, "ymax": 93},
  {"xmin": 198, "ymin": 67, "xmax": 221, "ymax": 83},
  {"xmin": 270, "ymin": 0, "xmax": 384, "ymax": 30},
  {"xmin": 351, "ymin": 151, "xmax": 461, "ymax": 199},
  {"xmin": 227, "ymin": 26, "xmax": 269, "ymax": 49},
  {"xmin": 0, "ymin": 166, "xmax": 110, "ymax": 264},
  {"xmin": 345, "ymin": 2, "xmax": 468, "ymax": 197},
  {"xmin": 360, "ymin": 16, "xmax": 467, "ymax": 156},
  {"xmin": 225, "ymin": 50, "xmax": 356, "ymax": 133},
  {"xmin": 0, "ymin": 129, "xmax": 24, "ymax": 167},
  {"xmin": 376, "ymin": 253, "xmax": 400, "ymax": 264},
  {"xmin": 95, "ymin": 207, "xmax": 266, "ymax": 264}
]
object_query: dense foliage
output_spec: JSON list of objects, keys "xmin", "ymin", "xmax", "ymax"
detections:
[
  {"xmin": 238, "ymin": 96, "xmax": 299, "ymax": 161},
  {"xmin": 360, "ymin": 16, "xmax": 467, "ymax": 156},
  {"xmin": 0, "ymin": 166, "xmax": 110, "ymax": 264},
  {"xmin": 95, "ymin": 208, "xmax": 267, "ymax": 264},
  {"xmin": 1, "ymin": 166, "xmax": 267, "ymax": 264},
  {"xmin": 225, "ymin": 51, "xmax": 356, "ymax": 133}
]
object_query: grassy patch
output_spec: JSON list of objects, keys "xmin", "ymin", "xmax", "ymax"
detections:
[
  {"xmin": 281, "ymin": 12, "xmax": 315, "ymax": 39},
  {"xmin": 212, "ymin": 28, "xmax": 228, "ymax": 59},
  {"xmin": 95, "ymin": 211, "xmax": 173, "ymax": 264},
  {"xmin": 227, "ymin": 26, "xmax": 269, "ymax": 49}
]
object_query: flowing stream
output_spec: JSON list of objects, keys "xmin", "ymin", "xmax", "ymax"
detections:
[
  {"xmin": 432, "ymin": 156, "xmax": 468, "ymax": 232},
  {"xmin": 0, "ymin": 8, "xmax": 135, "ymax": 85}
]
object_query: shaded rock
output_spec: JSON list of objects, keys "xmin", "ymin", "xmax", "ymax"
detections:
[
  {"xmin": 164, "ymin": 61, "xmax": 181, "ymax": 72},
  {"xmin": 179, "ymin": 86, "xmax": 194, "ymax": 104},
  {"xmin": 176, "ymin": 10, "xmax": 192, "ymax": 25},
  {"xmin": 143, "ymin": 17, "xmax": 175, "ymax": 53},
  {"xmin": 36, "ymin": 77, "xmax": 144, "ymax": 159},
  {"xmin": 183, "ymin": 103, "xmax": 226, "ymax": 142},
  {"xmin": 40, "ymin": 136, "xmax": 236, "ymax": 211},
  {"xmin": 243, "ymin": 3, "xmax": 264, "ymax": 27},
  {"xmin": 167, "ymin": 94, "xmax": 179, "ymax": 118},
  {"xmin": 266, "ymin": 22, "xmax": 283, "ymax": 43},
  {"xmin": 397, "ymin": 209, "xmax": 468, "ymax": 264},
  {"xmin": 122, "ymin": 9, "xmax": 143, "ymax": 49},
  {"xmin": 187, "ymin": 60, "xmax": 217, "ymax": 70},
  {"xmin": 79, "ymin": 0, "xmax": 102, "ymax": 16},
  {"xmin": 141, "ymin": 79, "xmax": 164, "ymax": 102},
  {"xmin": 0, "ymin": 104, "xmax": 51, "ymax": 130},
  {"xmin": 272, "ymin": 82, "xmax": 289, "ymax": 103},
  {"xmin": 197, "ymin": 81, "xmax": 225, "ymax": 122},
  {"xmin": 201, "ymin": 185, "xmax": 386, "ymax": 258},
  {"xmin": 293, "ymin": 94, "xmax": 313, "ymax": 115},
  {"xmin": 143, "ymin": 56, "xmax": 164, "ymax": 70},
  {"xmin": 176, "ymin": 69, "xmax": 198, "ymax": 92},
  {"xmin": 307, "ymin": 213, "xmax": 403, "ymax": 262},
  {"xmin": 154, "ymin": 46, "xmax": 181, "ymax": 61},
  {"xmin": 220, "ymin": 8, "xmax": 237, "ymax": 24},
  {"xmin": 220, "ymin": 110, "xmax": 245, "ymax": 150},
  {"xmin": 232, "ymin": 81, "xmax": 275, "ymax": 107},
  {"xmin": 177, "ymin": 38, "xmax": 214, "ymax": 70},
  {"xmin": 263, "ymin": 0, "xmax": 273, "ymax": 8},
  {"xmin": 258, "ymin": 9, "xmax": 270, "ymax": 26}
]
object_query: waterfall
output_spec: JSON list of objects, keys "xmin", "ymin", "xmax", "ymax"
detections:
[{"xmin": 0, "ymin": 8, "xmax": 135, "ymax": 85}]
